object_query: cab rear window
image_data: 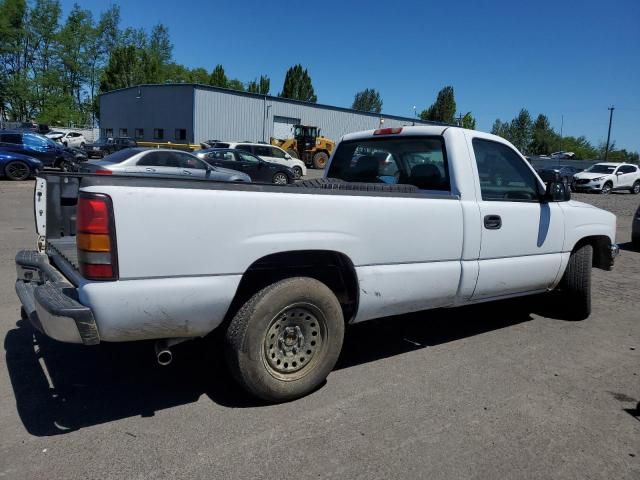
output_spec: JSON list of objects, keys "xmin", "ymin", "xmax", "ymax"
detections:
[{"xmin": 327, "ymin": 136, "xmax": 450, "ymax": 191}]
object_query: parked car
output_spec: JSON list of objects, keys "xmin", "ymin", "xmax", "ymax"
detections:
[
  {"xmin": 573, "ymin": 162, "xmax": 640, "ymax": 194},
  {"xmin": 197, "ymin": 148, "xmax": 295, "ymax": 184},
  {"xmin": 46, "ymin": 130, "xmax": 87, "ymax": 148},
  {"xmin": 0, "ymin": 151, "xmax": 42, "ymax": 181},
  {"xmin": 540, "ymin": 151, "xmax": 576, "ymax": 160},
  {"xmin": 632, "ymin": 203, "xmax": 640, "ymax": 247},
  {"xmin": 199, "ymin": 141, "xmax": 307, "ymax": 178},
  {"xmin": 0, "ymin": 130, "xmax": 75, "ymax": 169},
  {"xmin": 15, "ymin": 125, "xmax": 619, "ymax": 403},
  {"xmin": 80, "ymin": 148, "xmax": 251, "ymax": 182},
  {"xmin": 535, "ymin": 165, "xmax": 582, "ymax": 191},
  {"xmin": 83, "ymin": 137, "xmax": 138, "ymax": 158}
]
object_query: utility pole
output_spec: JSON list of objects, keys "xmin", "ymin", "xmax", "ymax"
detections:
[
  {"xmin": 604, "ymin": 106, "xmax": 615, "ymax": 161},
  {"xmin": 560, "ymin": 114, "xmax": 564, "ymax": 151}
]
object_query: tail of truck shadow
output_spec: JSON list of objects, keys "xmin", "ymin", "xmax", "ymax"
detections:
[{"xmin": 6, "ymin": 295, "xmax": 557, "ymax": 436}]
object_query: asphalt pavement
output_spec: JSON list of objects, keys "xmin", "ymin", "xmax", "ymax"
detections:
[{"xmin": 0, "ymin": 180, "xmax": 638, "ymax": 479}]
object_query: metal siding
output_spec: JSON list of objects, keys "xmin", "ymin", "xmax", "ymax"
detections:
[
  {"xmin": 194, "ymin": 89, "xmax": 266, "ymax": 143},
  {"xmin": 100, "ymin": 85, "xmax": 194, "ymax": 142}
]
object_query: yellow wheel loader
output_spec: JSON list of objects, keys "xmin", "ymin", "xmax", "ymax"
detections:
[{"xmin": 270, "ymin": 125, "xmax": 335, "ymax": 169}]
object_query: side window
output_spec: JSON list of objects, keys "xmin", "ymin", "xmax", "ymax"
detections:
[
  {"xmin": 238, "ymin": 152, "xmax": 260, "ymax": 164},
  {"xmin": 175, "ymin": 152, "xmax": 206, "ymax": 169},
  {"xmin": 119, "ymin": 128, "xmax": 128, "ymax": 137},
  {"xmin": 153, "ymin": 128, "xmax": 164, "ymax": 140},
  {"xmin": 235, "ymin": 144, "xmax": 253, "ymax": 153},
  {"xmin": 268, "ymin": 147, "xmax": 286, "ymax": 158},
  {"xmin": 135, "ymin": 128, "xmax": 144, "ymax": 139},
  {"xmin": 138, "ymin": 152, "xmax": 170, "ymax": 167},
  {"xmin": 620, "ymin": 165, "xmax": 636, "ymax": 174},
  {"xmin": 23, "ymin": 134, "xmax": 48, "ymax": 149},
  {"xmin": 0, "ymin": 133, "xmax": 22, "ymax": 144},
  {"xmin": 105, "ymin": 128, "xmax": 113, "ymax": 138},
  {"xmin": 254, "ymin": 146, "xmax": 273, "ymax": 157},
  {"xmin": 472, "ymin": 138, "xmax": 541, "ymax": 201}
]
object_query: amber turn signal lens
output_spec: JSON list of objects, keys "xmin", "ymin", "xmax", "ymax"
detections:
[{"xmin": 77, "ymin": 233, "xmax": 111, "ymax": 252}]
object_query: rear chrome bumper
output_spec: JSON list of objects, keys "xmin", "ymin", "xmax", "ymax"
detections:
[
  {"xmin": 610, "ymin": 243, "xmax": 620, "ymax": 264},
  {"xmin": 15, "ymin": 250, "xmax": 99, "ymax": 345}
]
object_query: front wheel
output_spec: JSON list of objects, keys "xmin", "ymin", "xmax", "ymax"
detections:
[
  {"xmin": 292, "ymin": 166, "xmax": 303, "ymax": 179},
  {"xmin": 630, "ymin": 181, "xmax": 640, "ymax": 194},
  {"xmin": 312, "ymin": 151, "xmax": 329, "ymax": 169},
  {"xmin": 556, "ymin": 243, "xmax": 592, "ymax": 320},
  {"xmin": 4, "ymin": 160, "xmax": 31, "ymax": 181},
  {"xmin": 224, "ymin": 277, "xmax": 345, "ymax": 402},
  {"xmin": 272, "ymin": 172, "xmax": 289, "ymax": 185},
  {"xmin": 600, "ymin": 182, "xmax": 612, "ymax": 194}
]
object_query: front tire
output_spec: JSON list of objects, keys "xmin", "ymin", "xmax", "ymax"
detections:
[
  {"xmin": 630, "ymin": 181, "xmax": 640, "ymax": 194},
  {"xmin": 556, "ymin": 244, "xmax": 592, "ymax": 320},
  {"xmin": 4, "ymin": 160, "xmax": 31, "ymax": 181},
  {"xmin": 292, "ymin": 166, "xmax": 303, "ymax": 179},
  {"xmin": 224, "ymin": 277, "xmax": 345, "ymax": 402},
  {"xmin": 272, "ymin": 172, "xmax": 289, "ymax": 185},
  {"xmin": 312, "ymin": 151, "xmax": 329, "ymax": 169},
  {"xmin": 601, "ymin": 182, "xmax": 612, "ymax": 194}
]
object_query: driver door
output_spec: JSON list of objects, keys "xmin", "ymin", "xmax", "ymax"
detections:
[{"xmin": 468, "ymin": 136, "xmax": 565, "ymax": 299}]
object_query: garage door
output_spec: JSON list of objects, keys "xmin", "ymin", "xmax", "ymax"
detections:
[{"xmin": 273, "ymin": 116, "xmax": 300, "ymax": 140}]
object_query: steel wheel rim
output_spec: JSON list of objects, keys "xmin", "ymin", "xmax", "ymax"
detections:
[
  {"xmin": 274, "ymin": 173, "xmax": 288, "ymax": 184},
  {"xmin": 7, "ymin": 162, "xmax": 29, "ymax": 180},
  {"xmin": 263, "ymin": 303, "xmax": 327, "ymax": 381}
]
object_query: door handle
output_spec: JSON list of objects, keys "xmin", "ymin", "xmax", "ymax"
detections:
[
  {"xmin": 183, "ymin": 169, "xmax": 192, "ymax": 175},
  {"xmin": 484, "ymin": 215, "xmax": 502, "ymax": 230},
  {"xmin": 145, "ymin": 167, "xmax": 156, "ymax": 172}
]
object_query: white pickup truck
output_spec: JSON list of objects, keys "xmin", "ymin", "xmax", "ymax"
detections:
[{"xmin": 15, "ymin": 126, "xmax": 619, "ymax": 402}]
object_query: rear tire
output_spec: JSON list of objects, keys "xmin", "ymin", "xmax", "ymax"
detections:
[
  {"xmin": 630, "ymin": 181, "xmax": 640, "ymax": 194},
  {"xmin": 557, "ymin": 244, "xmax": 592, "ymax": 320},
  {"xmin": 224, "ymin": 277, "xmax": 344, "ymax": 402},
  {"xmin": 4, "ymin": 160, "xmax": 30, "ymax": 181},
  {"xmin": 286, "ymin": 149, "xmax": 298, "ymax": 159},
  {"xmin": 312, "ymin": 151, "xmax": 329, "ymax": 169}
]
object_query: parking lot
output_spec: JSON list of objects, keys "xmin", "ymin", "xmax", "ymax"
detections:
[{"xmin": 0, "ymin": 180, "xmax": 638, "ymax": 479}]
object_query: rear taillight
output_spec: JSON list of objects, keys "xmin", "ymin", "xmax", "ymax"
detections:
[
  {"xmin": 77, "ymin": 193, "xmax": 118, "ymax": 280},
  {"xmin": 373, "ymin": 127, "xmax": 403, "ymax": 135},
  {"xmin": 94, "ymin": 168, "xmax": 112, "ymax": 175}
]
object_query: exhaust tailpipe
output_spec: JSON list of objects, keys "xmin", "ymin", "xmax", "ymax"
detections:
[{"xmin": 155, "ymin": 341, "xmax": 173, "ymax": 366}]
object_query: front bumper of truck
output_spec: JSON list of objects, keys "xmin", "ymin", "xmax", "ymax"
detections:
[{"xmin": 15, "ymin": 250, "xmax": 99, "ymax": 345}]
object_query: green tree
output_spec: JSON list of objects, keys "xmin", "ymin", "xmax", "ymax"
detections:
[
  {"xmin": 491, "ymin": 119, "xmax": 512, "ymax": 141},
  {"xmin": 227, "ymin": 78, "xmax": 245, "ymax": 91},
  {"xmin": 461, "ymin": 112, "xmax": 476, "ymax": 129},
  {"xmin": 351, "ymin": 88, "xmax": 382, "ymax": 113},
  {"xmin": 529, "ymin": 114, "xmax": 560, "ymax": 155},
  {"xmin": 247, "ymin": 74, "xmax": 270, "ymax": 94},
  {"xmin": 559, "ymin": 136, "xmax": 598, "ymax": 160},
  {"xmin": 279, "ymin": 64, "xmax": 317, "ymax": 102},
  {"xmin": 0, "ymin": 0, "xmax": 30, "ymax": 120},
  {"xmin": 509, "ymin": 108, "xmax": 533, "ymax": 153},
  {"xmin": 208, "ymin": 64, "xmax": 227, "ymax": 88},
  {"xmin": 420, "ymin": 86, "xmax": 456, "ymax": 123}
]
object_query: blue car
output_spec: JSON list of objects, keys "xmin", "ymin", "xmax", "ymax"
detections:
[
  {"xmin": 0, "ymin": 151, "xmax": 43, "ymax": 181},
  {"xmin": 0, "ymin": 130, "xmax": 75, "ymax": 169}
]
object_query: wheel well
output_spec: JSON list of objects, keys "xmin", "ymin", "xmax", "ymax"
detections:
[
  {"xmin": 574, "ymin": 235, "xmax": 613, "ymax": 270},
  {"xmin": 226, "ymin": 250, "xmax": 359, "ymax": 324}
]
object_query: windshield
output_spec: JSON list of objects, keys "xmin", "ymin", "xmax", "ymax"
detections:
[
  {"xmin": 327, "ymin": 136, "xmax": 450, "ymax": 191},
  {"xmin": 100, "ymin": 149, "xmax": 141, "ymax": 163},
  {"xmin": 586, "ymin": 164, "xmax": 616, "ymax": 174}
]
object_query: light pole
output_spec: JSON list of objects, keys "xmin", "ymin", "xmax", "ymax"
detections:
[{"xmin": 604, "ymin": 106, "xmax": 615, "ymax": 162}]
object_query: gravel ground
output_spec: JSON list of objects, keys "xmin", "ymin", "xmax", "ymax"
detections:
[{"xmin": 0, "ymin": 180, "xmax": 638, "ymax": 480}]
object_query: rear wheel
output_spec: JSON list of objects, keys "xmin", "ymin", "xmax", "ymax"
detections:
[
  {"xmin": 224, "ymin": 277, "xmax": 345, "ymax": 402},
  {"xmin": 556, "ymin": 244, "xmax": 592, "ymax": 320},
  {"xmin": 286, "ymin": 149, "xmax": 298, "ymax": 159},
  {"xmin": 630, "ymin": 181, "xmax": 640, "ymax": 194},
  {"xmin": 4, "ymin": 160, "xmax": 30, "ymax": 181},
  {"xmin": 272, "ymin": 172, "xmax": 289, "ymax": 185},
  {"xmin": 312, "ymin": 151, "xmax": 329, "ymax": 169},
  {"xmin": 601, "ymin": 182, "xmax": 612, "ymax": 194}
]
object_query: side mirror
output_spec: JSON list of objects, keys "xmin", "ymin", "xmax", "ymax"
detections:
[
  {"xmin": 543, "ymin": 181, "xmax": 571, "ymax": 202},
  {"xmin": 616, "ymin": 171, "xmax": 622, "ymax": 175},
  {"xmin": 284, "ymin": 154, "xmax": 291, "ymax": 159}
]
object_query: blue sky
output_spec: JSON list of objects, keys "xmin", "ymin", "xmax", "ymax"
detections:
[{"xmin": 63, "ymin": 0, "xmax": 639, "ymax": 152}]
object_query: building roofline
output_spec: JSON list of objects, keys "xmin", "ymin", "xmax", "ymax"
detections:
[{"xmin": 99, "ymin": 83, "xmax": 446, "ymax": 126}]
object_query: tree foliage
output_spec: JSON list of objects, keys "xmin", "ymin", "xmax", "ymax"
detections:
[
  {"xmin": 461, "ymin": 112, "xmax": 476, "ymax": 129},
  {"xmin": 420, "ymin": 85, "xmax": 456, "ymax": 123},
  {"xmin": 279, "ymin": 64, "xmax": 317, "ymax": 103},
  {"xmin": 352, "ymin": 88, "xmax": 382, "ymax": 113},
  {"xmin": 208, "ymin": 64, "xmax": 227, "ymax": 88},
  {"xmin": 247, "ymin": 75, "xmax": 270, "ymax": 94}
]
